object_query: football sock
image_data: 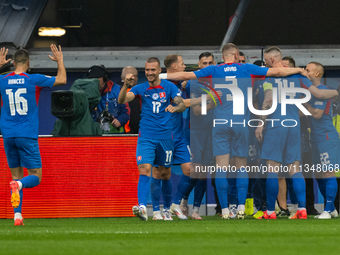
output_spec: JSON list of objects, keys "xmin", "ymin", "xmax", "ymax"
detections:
[
  {"xmin": 266, "ymin": 173, "xmax": 279, "ymax": 211},
  {"xmin": 20, "ymin": 175, "xmax": 39, "ymax": 188},
  {"xmin": 182, "ymin": 178, "xmax": 198, "ymax": 200},
  {"xmin": 316, "ymin": 178, "xmax": 327, "ymax": 201},
  {"xmin": 286, "ymin": 177, "xmax": 298, "ymax": 205},
  {"xmin": 137, "ymin": 175, "xmax": 150, "ymax": 207},
  {"xmin": 324, "ymin": 177, "xmax": 337, "ymax": 212},
  {"xmin": 215, "ymin": 170, "xmax": 228, "ymax": 209},
  {"xmin": 150, "ymin": 177, "xmax": 161, "ymax": 212},
  {"xmin": 292, "ymin": 172, "xmax": 306, "ymax": 209},
  {"xmin": 173, "ymin": 174, "xmax": 191, "ymax": 205},
  {"xmin": 236, "ymin": 169, "xmax": 248, "ymax": 205},
  {"xmin": 193, "ymin": 179, "xmax": 206, "ymax": 208},
  {"xmin": 228, "ymin": 171, "xmax": 238, "ymax": 205},
  {"xmin": 162, "ymin": 177, "xmax": 172, "ymax": 210}
]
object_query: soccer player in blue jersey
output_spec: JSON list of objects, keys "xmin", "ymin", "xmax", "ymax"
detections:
[
  {"xmin": 0, "ymin": 45, "xmax": 66, "ymax": 226},
  {"xmin": 149, "ymin": 54, "xmax": 190, "ymax": 220},
  {"xmin": 179, "ymin": 52, "xmax": 217, "ymax": 220},
  {"xmin": 118, "ymin": 57, "xmax": 186, "ymax": 221},
  {"xmin": 304, "ymin": 62, "xmax": 339, "ymax": 219},
  {"xmin": 160, "ymin": 43, "xmax": 309, "ymax": 219},
  {"xmin": 255, "ymin": 47, "xmax": 338, "ymax": 220}
]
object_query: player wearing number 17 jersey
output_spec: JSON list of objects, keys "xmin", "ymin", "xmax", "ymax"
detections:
[
  {"xmin": 0, "ymin": 45, "xmax": 66, "ymax": 226},
  {"xmin": 118, "ymin": 57, "xmax": 185, "ymax": 221}
]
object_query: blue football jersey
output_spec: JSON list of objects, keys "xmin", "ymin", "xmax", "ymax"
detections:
[
  {"xmin": 262, "ymin": 74, "xmax": 312, "ymax": 129},
  {"xmin": 0, "ymin": 72, "xmax": 55, "ymax": 139},
  {"xmin": 309, "ymin": 84, "xmax": 338, "ymax": 142},
  {"xmin": 189, "ymin": 79, "xmax": 215, "ymax": 129},
  {"xmin": 169, "ymin": 80, "xmax": 186, "ymax": 140},
  {"xmin": 130, "ymin": 79, "xmax": 181, "ymax": 139},
  {"xmin": 194, "ymin": 63, "xmax": 269, "ymax": 124}
]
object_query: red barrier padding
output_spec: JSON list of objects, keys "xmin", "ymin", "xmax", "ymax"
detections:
[{"xmin": 0, "ymin": 136, "xmax": 139, "ymax": 219}]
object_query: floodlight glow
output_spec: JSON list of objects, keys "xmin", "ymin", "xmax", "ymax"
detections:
[{"xmin": 38, "ymin": 27, "xmax": 66, "ymax": 37}]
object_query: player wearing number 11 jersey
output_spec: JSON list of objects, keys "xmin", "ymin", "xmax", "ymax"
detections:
[
  {"xmin": 0, "ymin": 45, "xmax": 66, "ymax": 226},
  {"xmin": 118, "ymin": 57, "xmax": 185, "ymax": 221}
]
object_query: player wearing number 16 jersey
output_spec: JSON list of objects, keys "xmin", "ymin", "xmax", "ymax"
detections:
[
  {"xmin": 118, "ymin": 57, "xmax": 185, "ymax": 221},
  {"xmin": 0, "ymin": 45, "xmax": 66, "ymax": 226}
]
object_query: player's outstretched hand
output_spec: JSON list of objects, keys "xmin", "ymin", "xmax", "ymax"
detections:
[
  {"xmin": 124, "ymin": 73, "xmax": 135, "ymax": 87},
  {"xmin": 0, "ymin": 47, "xmax": 12, "ymax": 67},
  {"xmin": 48, "ymin": 44, "xmax": 63, "ymax": 63},
  {"xmin": 165, "ymin": 105, "xmax": 176, "ymax": 113},
  {"xmin": 255, "ymin": 125, "xmax": 264, "ymax": 142}
]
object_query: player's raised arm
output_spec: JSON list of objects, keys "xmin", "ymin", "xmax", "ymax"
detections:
[
  {"xmin": 160, "ymin": 71, "xmax": 197, "ymax": 81},
  {"xmin": 0, "ymin": 47, "xmax": 11, "ymax": 67},
  {"xmin": 165, "ymin": 96, "xmax": 186, "ymax": 113},
  {"xmin": 308, "ymin": 85, "xmax": 338, "ymax": 100},
  {"xmin": 266, "ymin": 67, "xmax": 304, "ymax": 77},
  {"xmin": 118, "ymin": 73, "xmax": 136, "ymax": 104},
  {"xmin": 48, "ymin": 44, "xmax": 67, "ymax": 86}
]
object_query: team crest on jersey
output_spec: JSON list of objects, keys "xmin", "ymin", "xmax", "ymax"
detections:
[
  {"xmin": 159, "ymin": 92, "xmax": 166, "ymax": 102},
  {"xmin": 137, "ymin": 156, "xmax": 142, "ymax": 161},
  {"xmin": 152, "ymin": 93, "xmax": 159, "ymax": 100}
]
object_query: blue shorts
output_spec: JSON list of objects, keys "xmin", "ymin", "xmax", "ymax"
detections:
[
  {"xmin": 136, "ymin": 138, "xmax": 174, "ymax": 167},
  {"xmin": 3, "ymin": 137, "xmax": 42, "ymax": 169},
  {"xmin": 311, "ymin": 138, "xmax": 340, "ymax": 171},
  {"xmin": 213, "ymin": 125, "xmax": 249, "ymax": 158},
  {"xmin": 247, "ymin": 126, "xmax": 260, "ymax": 164},
  {"xmin": 261, "ymin": 127, "xmax": 301, "ymax": 165},
  {"xmin": 173, "ymin": 136, "xmax": 191, "ymax": 165},
  {"xmin": 190, "ymin": 128, "xmax": 213, "ymax": 165}
]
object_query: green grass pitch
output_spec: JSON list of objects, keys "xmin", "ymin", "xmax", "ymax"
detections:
[{"xmin": 0, "ymin": 216, "xmax": 339, "ymax": 255}]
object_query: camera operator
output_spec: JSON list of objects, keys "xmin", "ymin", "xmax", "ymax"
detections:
[{"xmin": 87, "ymin": 65, "xmax": 130, "ymax": 134}]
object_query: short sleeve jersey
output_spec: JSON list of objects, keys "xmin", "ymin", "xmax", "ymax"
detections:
[
  {"xmin": 194, "ymin": 63, "xmax": 269, "ymax": 124},
  {"xmin": 0, "ymin": 72, "xmax": 56, "ymax": 139},
  {"xmin": 130, "ymin": 79, "xmax": 181, "ymax": 139},
  {"xmin": 309, "ymin": 84, "xmax": 338, "ymax": 142}
]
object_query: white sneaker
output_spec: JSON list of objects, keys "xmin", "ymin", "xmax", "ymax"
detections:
[
  {"xmin": 132, "ymin": 205, "xmax": 148, "ymax": 221},
  {"xmin": 170, "ymin": 203, "xmax": 188, "ymax": 219},
  {"xmin": 229, "ymin": 204, "xmax": 237, "ymax": 219},
  {"xmin": 289, "ymin": 210, "xmax": 297, "ymax": 219},
  {"xmin": 331, "ymin": 209, "xmax": 338, "ymax": 218},
  {"xmin": 179, "ymin": 203, "xmax": 189, "ymax": 218},
  {"xmin": 236, "ymin": 210, "xmax": 245, "ymax": 219},
  {"xmin": 317, "ymin": 211, "xmax": 331, "ymax": 219},
  {"xmin": 191, "ymin": 211, "xmax": 202, "ymax": 220},
  {"xmin": 153, "ymin": 211, "xmax": 163, "ymax": 220},
  {"xmin": 163, "ymin": 209, "xmax": 173, "ymax": 221}
]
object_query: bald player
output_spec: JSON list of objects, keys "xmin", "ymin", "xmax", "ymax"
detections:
[
  {"xmin": 160, "ymin": 43, "xmax": 310, "ymax": 219},
  {"xmin": 255, "ymin": 46, "xmax": 338, "ymax": 219},
  {"xmin": 304, "ymin": 61, "xmax": 339, "ymax": 219}
]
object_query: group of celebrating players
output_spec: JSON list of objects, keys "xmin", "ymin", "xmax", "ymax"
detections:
[
  {"xmin": 119, "ymin": 43, "xmax": 339, "ymax": 221},
  {"xmin": 1, "ymin": 42, "xmax": 339, "ymax": 225}
]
